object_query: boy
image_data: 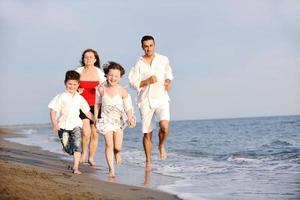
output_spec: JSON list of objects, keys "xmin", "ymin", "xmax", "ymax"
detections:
[{"xmin": 48, "ymin": 70, "xmax": 94, "ymax": 174}]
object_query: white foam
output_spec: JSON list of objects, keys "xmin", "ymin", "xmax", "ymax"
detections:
[
  {"xmin": 227, "ymin": 155, "xmax": 262, "ymax": 164},
  {"xmin": 20, "ymin": 128, "xmax": 37, "ymax": 135}
]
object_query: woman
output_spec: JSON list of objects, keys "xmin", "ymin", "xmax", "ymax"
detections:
[{"xmin": 76, "ymin": 48, "xmax": 106, "ymax": 166}]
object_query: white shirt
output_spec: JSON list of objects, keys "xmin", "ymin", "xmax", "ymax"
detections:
[
  {"xmin": 128, "ymin": 53, "xmax": 174, "ymax": 108},
  {"xmin": 48, "ymin": 91, "xmax": 90, "ymax": 130},
  {"xmin": 75, "ymin": 66, "xmax": 106, "ymax": 84}
]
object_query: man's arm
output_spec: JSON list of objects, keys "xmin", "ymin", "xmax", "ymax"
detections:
[
  {"xmin": 139, "ymin": 75, "xmax": 157, "ymax": 88},
  {"xmin": 164, "ymin": 79, "xmax": 171, "ymax": 92}
]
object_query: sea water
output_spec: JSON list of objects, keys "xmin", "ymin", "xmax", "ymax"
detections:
[{"xmin": 3, "ymin": 115, "xmax": 300, "ymax": 200}]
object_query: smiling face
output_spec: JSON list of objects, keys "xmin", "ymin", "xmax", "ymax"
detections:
[
  {"xmin": 107, "ymin": 69, "xmax": 121, "ymax": 86},
  {"xmin": 83, "ymin": 51, "xmax": 96, "ymax": 67},
  {"xmin": 142, "ymin": 39, "xmax": 155, "ymax": 57},
  {"xmin": 65, "ymin": 79, "xmax": 80, "ymax": 95}
]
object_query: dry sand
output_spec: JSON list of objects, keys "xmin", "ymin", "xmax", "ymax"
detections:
[{"xmin": 0, "ymin": 128, "xmax": 180, "ymax": 200}]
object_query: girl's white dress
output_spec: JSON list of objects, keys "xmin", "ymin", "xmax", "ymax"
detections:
[{"xmin": 96, "ymin": 90, "xmax": 130, "ymax": 134}]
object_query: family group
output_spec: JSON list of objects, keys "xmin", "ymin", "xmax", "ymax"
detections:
[{"xmin": 48, "ymin": 35, "xmax": 174, "ymax": 177}]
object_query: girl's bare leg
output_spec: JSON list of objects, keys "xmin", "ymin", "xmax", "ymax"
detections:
[
  {"xmin": 113, "ymin": 130, "xmax": 123, "ymax": 165},
  {"xmin": 104, "ymin": 132, "xmax": 115, "ymax": 177}
]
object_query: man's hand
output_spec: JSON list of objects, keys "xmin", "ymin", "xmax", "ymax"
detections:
[
  {"xmin": 165, "ymin": 79, "xmax": 171, "ymax": 92},
  {"xmin": 148, "ymin": 75, "xmax": 157, "ymax": 85},
  {"xmin": 140, "ymin": 75, "xmax": 157, "ymax": 88}
]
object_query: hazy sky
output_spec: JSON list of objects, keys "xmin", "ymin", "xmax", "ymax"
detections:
[{"xmin": 1, "ymin": 0, "xmax": 299, "ymax": 125}]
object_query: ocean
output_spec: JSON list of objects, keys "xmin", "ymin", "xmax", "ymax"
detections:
[{"xmin": 3, "ymin": 115, "xmax": 300, "ymax": 200}]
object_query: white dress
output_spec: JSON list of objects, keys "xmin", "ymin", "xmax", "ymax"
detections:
[{"xmin": 96, "ymin": 91, "xmax": 128, "ymax": 135}]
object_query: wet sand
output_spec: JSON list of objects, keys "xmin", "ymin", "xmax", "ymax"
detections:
[{"xmin": 0, "ymin": 128, "xmax": 180, "ymax": 200}]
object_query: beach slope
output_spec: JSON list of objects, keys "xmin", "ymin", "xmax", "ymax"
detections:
[{"xmin": 0, "ymin": 128, "xmax": 180, "ymax": 200}]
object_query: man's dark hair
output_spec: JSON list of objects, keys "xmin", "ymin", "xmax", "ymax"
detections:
[
  {"xmin": 141, "ymin": 35, "xmax": 155, "ymax": 45},
  {"xmin": 64, "ymin": 70, "xmax": 80, "ymax": 83}
]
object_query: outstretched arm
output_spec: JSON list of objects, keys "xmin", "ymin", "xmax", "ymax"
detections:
[
  {"xmin": 121, "ymin": 89, "xmax": 136, "ymax": 128},
  {"xmin": 50, "ymin": 110, "xmax": 59, "ymax": 132},
  {"xmin": 84, "ymin": 111, "xmax": 95, "ymax": 123}
]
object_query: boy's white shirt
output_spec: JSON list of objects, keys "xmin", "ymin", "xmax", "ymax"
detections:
[
  {"xmin": 128, "ymin": 53, "xmax": 174, "ymax": 109},
  {"xmin": 48, "ymin": 91, "xmax": 90, "ymax": 130}
]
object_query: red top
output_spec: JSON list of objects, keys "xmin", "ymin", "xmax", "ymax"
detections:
[{"xmin": 79, "ymin": 81, "xmax": 99, "ymax": 106}]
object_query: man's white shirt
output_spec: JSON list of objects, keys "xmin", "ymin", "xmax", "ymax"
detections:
[{"xmin": 129, "ymin": 53, "xmax": 174, "ymax": 109}]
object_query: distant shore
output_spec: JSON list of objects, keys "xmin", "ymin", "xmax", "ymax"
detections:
[{"xmin": 0, "ymin": 128, "xmax": 180, "ymax": 200}]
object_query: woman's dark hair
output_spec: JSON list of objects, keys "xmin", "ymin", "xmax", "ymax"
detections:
[
  {"xmin": 103, "ymin": 61, "xmax": 125, "ymax": 77},
  {"xmin": 64, "ymin": 70, "xmax": 80, "ymax": 83},
  {"xmin": 141, "ymin": 35, "xmax": 155, "ymax": 45},
  {"xmin": 80, "ymin": 48, "xmax": 101, "ymax": 68}
]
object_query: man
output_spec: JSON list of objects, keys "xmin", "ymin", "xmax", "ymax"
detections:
[{"xmin": 129, "ymin": 35, "xmax": 174, "ymax": 169}]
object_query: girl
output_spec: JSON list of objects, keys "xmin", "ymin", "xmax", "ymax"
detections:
[{"xmin": 95, "ymin": 61, "xmax": 136, "ymax": 177}]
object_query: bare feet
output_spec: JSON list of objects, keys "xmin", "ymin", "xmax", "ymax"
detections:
[
  {"xmin": 72, "ymin": 169, "xmax": 82, "ymax": 175},
  {"xmin": 108, "ymin": 170, "xmax": 115, "ymax": 178},
  {"xmin": 114, "ymin": 152, "xmax": 122, "ymax": 165},
  {"xmin": 88, "ymin": 160, "xmax": 96, "ymax": 168},
  {"xmin": 79, "ymin": 160, "xmax": 85, "ymax": 164},
  {"xmin": 144, "ymin": 169, "xmax": 151, "ymax": 186},
  {"xmin": 159, "ymin": 146, "xmax": 168, "ymax": 160}
]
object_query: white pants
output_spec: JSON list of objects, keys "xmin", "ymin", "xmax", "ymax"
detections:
[{"xmin": 139, "ymin": 101, "xmax": 170, "ymax": 133}]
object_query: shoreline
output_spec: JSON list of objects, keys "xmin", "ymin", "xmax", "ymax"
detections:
[{"xmin": 0, "ymin": 128, "xmax": 181, "ymax": 200}]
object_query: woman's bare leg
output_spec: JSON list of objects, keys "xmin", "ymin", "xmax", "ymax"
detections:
[
  {"xmin": 80, "ymin": 119, "xmax": 91, "ymax": 163},
  {"xmin": 88, "ymin": 125, "xmax": 98, "ymax": 166}
]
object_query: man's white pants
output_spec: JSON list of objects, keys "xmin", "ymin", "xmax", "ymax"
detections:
[{"xmin": 139, "ymin": 101, "xmax": 170, "ymax": 133}]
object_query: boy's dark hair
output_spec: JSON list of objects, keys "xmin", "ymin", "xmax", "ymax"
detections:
[
  {"xmin": 80, "ymin": 48, "xmax": 101, "ymax": 68},
  {"xmin": 103, "ymin": 61, "xmax": 125, "ymax": 77},
  {"xmin": 141, "ymin": 35, "xmax": 155, "ymax": 45},
  {"xmin": 64, "ymin": 70, "xmax": 80, "ymax": 83}
]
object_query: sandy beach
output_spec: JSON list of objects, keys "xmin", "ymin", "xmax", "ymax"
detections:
[{"xmin": 0, "ymin": 128, "xmax": 180, "ymax": 200}]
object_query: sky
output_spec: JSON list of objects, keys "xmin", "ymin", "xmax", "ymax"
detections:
[{"xmin": 0, "ymin": 0, "xmax": 299, "ymax": 125}]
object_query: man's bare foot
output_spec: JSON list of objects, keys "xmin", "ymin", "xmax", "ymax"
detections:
[
  {"xmin": 144, "ymin": 168, "xmax": 151, "ymax": 186},
  {"xmin": 108, "ymin": 170, "xmax": 115, "ymax": 178},
  {"xmin": 72, "ymin": 169, "xmax": 82, "ymax": 175},
  {"xmin": 159, "ymin": 146, "xmax": 168, "ymax": 160},
  {"xmin": 114, "ymin": 152, "xmax": 122, "ymax": 165}
]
